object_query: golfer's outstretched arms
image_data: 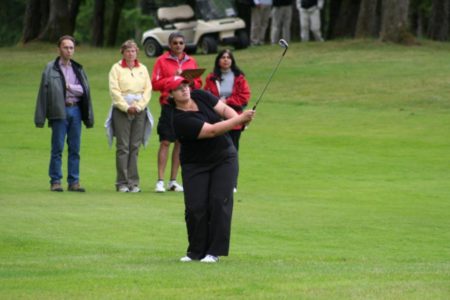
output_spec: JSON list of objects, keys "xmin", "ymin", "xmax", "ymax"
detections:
[
  {"xmin": 213, "ymin": 100, "xmax": 238, "ymax": 119},
  {"xmin": 198, "ymin": 110, "xmax": 255, "ymax": 139}
]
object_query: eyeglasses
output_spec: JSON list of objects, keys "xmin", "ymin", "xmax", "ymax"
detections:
[{"xmin": 171, "ymin": 41, "xmax": 184, "ymax": 45}]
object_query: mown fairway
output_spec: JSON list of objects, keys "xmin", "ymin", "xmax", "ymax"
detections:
[{"xmin": 0, "ymin": 40, "xmax": 449, "ymax": 299}]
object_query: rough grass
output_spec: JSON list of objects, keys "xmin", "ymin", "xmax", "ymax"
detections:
[{"xmin": 0, "ymin": 40, "xmax": 449, "ymax": 299}]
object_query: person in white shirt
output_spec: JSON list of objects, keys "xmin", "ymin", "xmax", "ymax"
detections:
[
  {"xmin": 271, "ymin": 0, "xmax": 293, "ymax": 44},
  {"xmin": 296, "ymin": 0, "xmax": 325, "ymax": 42},
  {"xmin": 250, "ymin": 0, "xmax": 273, "ymax": 45}
]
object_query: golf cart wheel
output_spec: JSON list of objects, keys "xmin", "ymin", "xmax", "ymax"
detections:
[
  {"xmin": 200, "ymin": 36, "xmax": 218, "ymax": 55},
  {"xmin": 144, "ymin": 39, "xmax": 163, "ymax": 57},
  {"xmin": 235, "ymin": 30, "xmax": 249, "ymax": 49},
  {"xmin": 186, "ymin": 45, "xmax": 197, "ymax": 55}
]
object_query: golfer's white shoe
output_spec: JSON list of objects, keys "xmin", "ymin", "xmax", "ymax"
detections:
[
  {"xmin": 129, "ymin": 186, "xmax": 141, "ymax": 193},
  {"xmin": 200, "ymin": 255, "xmax": 219, "ymax": 263},
  {"xmin": 168, "ymin": 181, "xmax": 184, "ymax": 192},
  {"xmin": 155, "ymin": 180, "xmax": 166, "ymax": 193},
  {"xmin": 180, "ymin": 256, "xmax": 192, "ymax": 262},
  {"xmin": 117, "ymin": 185, "xmax": 129, "ymax": 193}
]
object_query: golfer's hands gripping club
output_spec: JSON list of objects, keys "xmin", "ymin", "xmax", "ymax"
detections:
[{"xmin": 240, "ymin": 109, "xmax": 256, "ymax": 127}]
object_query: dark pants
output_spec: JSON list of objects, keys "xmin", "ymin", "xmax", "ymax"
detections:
[
  {"xmin": 228, "ymin": 130, "xmax": 242, "ymax": 188},
  {"xmin": 228, "ymin": 130, "xmax": 242, "ymax": 151},
  {"xmin": 181, "ymin": 154, "xmax": 238, "ymax": 259}
]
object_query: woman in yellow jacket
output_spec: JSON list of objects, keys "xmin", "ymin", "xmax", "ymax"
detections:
[{"xmin": 108, "ymin": 40, "xmax": 153, "ymax": 192}]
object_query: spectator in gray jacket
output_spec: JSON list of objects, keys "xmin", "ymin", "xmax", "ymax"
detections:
[
  {"xmin": 271, "ymin": 0, "xmax": 293, "ymax": 44},
  {"xmin": 34, "ymin": 35, "xmax": 94, "ymax": 192},
  {"xmin": 250, "ymin": 0, "xmax": 273, "ymax": 45}
]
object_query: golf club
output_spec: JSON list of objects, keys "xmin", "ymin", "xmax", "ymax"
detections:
[{"xmin": 252, "ymin": 38, "xmax": 289, "ymax": 110}]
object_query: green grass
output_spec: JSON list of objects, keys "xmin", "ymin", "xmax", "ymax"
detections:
[{"xmin": 0, "ymin": 40, "xmax": 449, "ymax": 299}]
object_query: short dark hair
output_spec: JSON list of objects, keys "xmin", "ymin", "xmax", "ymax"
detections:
[
  {"xmin": 58, "ymin": 35, "xmax": 76, "ymax": 47},
  {"xmin": 168, "ymin": 32, "xmax": 185, "ymax": 44}
]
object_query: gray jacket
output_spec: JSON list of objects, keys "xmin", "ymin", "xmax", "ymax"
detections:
[{"xmin": 34, "ymin": 57, "xmax": 94, "ymax": 128}]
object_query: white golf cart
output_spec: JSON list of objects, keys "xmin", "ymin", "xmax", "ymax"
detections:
[{"xmin": 141, "ymin": 0, "xmax": 249, "ymax": 57}]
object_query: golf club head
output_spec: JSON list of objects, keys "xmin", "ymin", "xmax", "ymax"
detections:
[
  {"xmin": 279, "ymin": 39, "xmax": 289, "ymax": 56},
  {"xmin": 279, "ymin": 39, "xmax": 289, "ymax": 49}
]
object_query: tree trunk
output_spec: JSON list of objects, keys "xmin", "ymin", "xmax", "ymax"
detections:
[
  {"xmin": 141, "ymin": 0, "xmax": 157, "ymax": 15},
  {"xmin": 107, "ymin": 0, "xmax": 126, "ymax": 46},
  {"xmin": 380, "ymin": 0, "xmax": 415, "ymax": 44},
  {"xmin": 235, "ymin": 0, "xmax": 252, "ymax": 37},
  {"xmin": 427, "ymin": 0, "xmax": 449, "ymax": 41},
  {"xmin": 92, "ymin": 0, "xmax": 106, "ymax": 47},
  {"xmin": 328, "ymin": 0, "xmax": 361, "ymax": 39},
  {"xmin": 290, "ymin": 1, "xmax": 301, "ymax": 41},
  {"xmin": 38, "ymin": 0, "xmax": 73, "ymax": 42},
  {"xmin": 22, "ymin": 0, "xmax": 49, "ymax": 43},
  {"xmin": 69, "ymin": 0, "xmax": 82, "ymax": 34},
  {"xmin": 186, "ymin": 0, "xmax": 196, "ymax": 11},
  {"xmin": 355, "ymin": 0, "xmax": 380, "ymax": 38}
]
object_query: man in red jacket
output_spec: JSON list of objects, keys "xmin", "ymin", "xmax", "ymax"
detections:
[{"xmin": 151, "ymin": 32, "xmax": 202, "ymax": 193}]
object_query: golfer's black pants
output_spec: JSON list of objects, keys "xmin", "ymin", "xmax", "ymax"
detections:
[
  {"xmin": 181, "ymin": 154, "xmax": 238, "ymax": 259},
  {"xmin": 228, "ymin": 130, "xmax": 242, "ymax": 151}
]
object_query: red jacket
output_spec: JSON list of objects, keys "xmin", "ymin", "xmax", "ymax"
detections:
[
  {"xmin": 151, "ymin": 51, "xmax": 202, "ymax": 105},
  {"xmin": 204, "ymin": 73, "xmax": 250, "ymax": 111},
  {"xmin": 204, "ymin": 72, "xmax": 251, "ymax": 130}
]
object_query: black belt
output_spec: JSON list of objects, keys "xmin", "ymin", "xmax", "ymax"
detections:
[{"xmin": 65, "ymin": 102, "xmax": 78, "ymax": 107}]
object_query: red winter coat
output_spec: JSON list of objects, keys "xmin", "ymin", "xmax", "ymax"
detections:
[
  {"xmin": 204, "ymin": 73, "xmax": 250, "ymax": 111},
  {"xmin": 151, "ymin": 51, "xmax": 202, "ymax": 105},
  {"xmin": 204, "ymin": 72, "xmax": 251, "ymax": 130}
]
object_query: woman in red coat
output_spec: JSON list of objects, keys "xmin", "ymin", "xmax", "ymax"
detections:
[
  {"xmin": 204, "ymin": 49, "xmax": 251, "ymax": 192},
  {"xmin": 204, "ymin": 49, "xmax": 251, "ymax": 151}
]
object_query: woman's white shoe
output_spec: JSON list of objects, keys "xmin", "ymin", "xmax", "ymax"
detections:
[
  {"xmin": 200, "ymin": 255, "xmax": 219, "ymax": 263},
  {"xmin": 180, "ymin": 256, "xmax": 192, "ymax": 262}
]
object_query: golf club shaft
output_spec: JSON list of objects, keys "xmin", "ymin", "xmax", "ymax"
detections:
[{"xmin": 252, "ymin": 46, "xmax": 288, "ymax": 110}]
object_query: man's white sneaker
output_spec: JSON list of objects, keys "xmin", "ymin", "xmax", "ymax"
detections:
[
  {"xmin": 117, "ymin": 185, "xmax": 129, "ymax": 193},
  {"xmin": 180, "ymin": 256, "xmax": 193, "ymax": 262},
  {"xmin": 200, "ymin": 254, "xmax": 219, "ymax": 263},
  {"xmin": 155, "ymin": 181, "xmax": 166, "ymax": 193},
  {"xmin": 233, "ymin": 188, "xmax": 237, "ymax": 193},
  {"xmin": 129, "ymin": 186, "xmax": 141, "ymax": 193},
  {"xmin": 168, "ymin": 181, "xmax": 184, "ymax": 192}
]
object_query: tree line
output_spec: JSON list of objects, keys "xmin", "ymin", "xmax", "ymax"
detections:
[
  {"xmin": 0, "ymin": 0, "xmax": 448, "ymax": 47},
  {"xmin": 327, "ymin": 0, "xmax": 448, "ymax": 42}
]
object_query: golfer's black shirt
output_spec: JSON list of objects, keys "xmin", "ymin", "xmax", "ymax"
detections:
[{"xmin": 173, "ymin": 89, "xmax": 235, "ymax": 164}]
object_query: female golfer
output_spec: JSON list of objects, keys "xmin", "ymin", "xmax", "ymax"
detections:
[{"xmin": 167, "ymin": 77, "xmax": 255, "ymax": 263}]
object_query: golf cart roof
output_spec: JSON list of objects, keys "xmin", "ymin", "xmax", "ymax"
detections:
[{"xmin": 157, "ymin": 5, "xmax": 195, "ymax": 23}]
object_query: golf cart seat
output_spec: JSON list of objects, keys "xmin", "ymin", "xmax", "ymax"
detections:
[{"xmin": 157, "ymin": 5, "xmax": 197, "ymax": 30}]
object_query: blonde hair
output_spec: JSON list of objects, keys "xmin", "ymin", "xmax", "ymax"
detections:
[{"xmin": 120, "ymin": 40, "xmax": 139, "ymax": 54}]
